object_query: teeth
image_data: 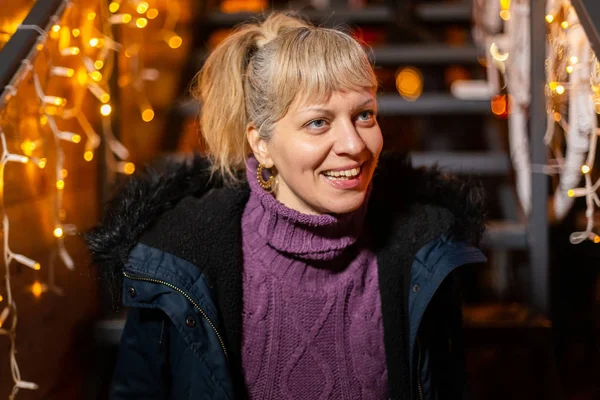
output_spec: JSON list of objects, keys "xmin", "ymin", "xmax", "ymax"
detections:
[{"xmin": 323, "ymin": 167, "xmax": 361, "ymax": 179}]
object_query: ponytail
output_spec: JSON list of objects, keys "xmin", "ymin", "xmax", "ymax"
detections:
[{"xmin": 192, "ymin": 13, "xmax": 309, "ymax": 183}]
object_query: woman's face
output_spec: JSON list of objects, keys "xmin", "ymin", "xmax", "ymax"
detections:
[{"xmin": 252, "ymin": 89, "xmax": 383, "ymax": 215}]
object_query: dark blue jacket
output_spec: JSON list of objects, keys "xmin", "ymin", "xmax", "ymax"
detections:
[{"xmin": 86, "ymin": 153, "xmax": 487, "ymax": 400}]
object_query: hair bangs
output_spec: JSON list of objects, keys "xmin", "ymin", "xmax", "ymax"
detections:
[{"xmin": 273, "ymin": 27, "xmax": 378, "ymax": 110}]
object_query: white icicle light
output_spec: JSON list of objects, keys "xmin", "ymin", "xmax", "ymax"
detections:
[
  {"xmin": 59, "ymin": 247, "xmax": 74, "ymax": 270},
  {"xmin": 553, "ymin": 7, "xmax": 596, "ymax": 220},
  {"xmin": 0, "ymin": 307, "xmax": 9, "ymax": 327},
  {"xmin": 12, "ymin": 254, "xmax": 40, "ymax": 270},
  {"xmin": 57, "ymin": 131, "xmax": 81, "ymax": 142}
]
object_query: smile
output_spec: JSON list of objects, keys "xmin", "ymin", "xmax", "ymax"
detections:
[{"xmin": 322, "ymin": 166, "xmax": 361, "ymax": 180}]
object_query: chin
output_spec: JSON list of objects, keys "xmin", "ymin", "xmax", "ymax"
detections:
[{"xmin": 321, "ymin": 192, "xmax": 367, "ymax": 215}]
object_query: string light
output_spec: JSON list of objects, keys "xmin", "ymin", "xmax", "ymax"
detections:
[
  {"xmin": 141, "ymin": 108, "xmax": 154, "ymax": 122},
  {"xmin": 0, "ymin": 0, "xmax": 187, "ymax": 389},
  {"xmin": 136, "ymin": 18, "xmax": 148, "ymax": 28},
  {"xmin": 100, "ymin": 104, "xmax": 112, "ymax": 116},
  {"xmin": 109, "ymin": 14, "xmax": 132, "ymax": 24},
  {"xmin": 167, "ymin": 34, "xmax": 183, "ymax": 49},
  {"xmin": 53, "ymin": 227, "xmax": 64, "ymax": 238},
  {"xmin": 50, "ymin": 67, "xmax": 75, "ymax": 77},
  {"xmin": 60, "ymin": 46, "xmax": 80, "ymax": 56},
  {"xmin": 136, "ymin": 2, "xmax": 149, "ymax": 13}
]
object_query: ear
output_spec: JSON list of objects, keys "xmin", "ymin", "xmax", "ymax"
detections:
[{"xmin": 247, "ymin": 124, "xmax": 274, "ymax": 168}]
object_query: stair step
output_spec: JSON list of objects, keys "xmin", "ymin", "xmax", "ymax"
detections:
[
  {"xmin": 178, "ymin": 93, "xmax": 491, "ymax": 120},
  {"xmin": 410, "ymin": 151, "xmax": 510, "ymax": 175},
  {"xmin": 482, "ymin": 221, "xmax": 528, "ymax": 250},
  {"xmin": 202, "ymin": 2, "xmax": 472, "ymax": 28},
  {"xmin": 371, "ymin": 45, "xmax": 479, "ymax": 65},
  {"xmin": 195, "ymin": 44, "xmax": 479, "ymax": 70},
  {"xmin": 415, "ymin": 2, "xmax": 472, "ymax": 22},
  {"xmin": 378, "ymin": 94, "xmax": 491, "ymax": 115}
]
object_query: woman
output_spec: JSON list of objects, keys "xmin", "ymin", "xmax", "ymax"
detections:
[{"xmin": 87, "ymin": 12, "xmax": 486, "ymax": 400}]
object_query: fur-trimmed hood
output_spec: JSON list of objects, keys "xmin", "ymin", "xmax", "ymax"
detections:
[{"xmin": 85, "ymin": 152, "xmax": 486, "ymax": 291}]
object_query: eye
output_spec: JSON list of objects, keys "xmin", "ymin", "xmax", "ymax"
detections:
[
  {"xmin": 357, "ymin": 110, "xmax": 375, "ymax": 121},
  {"xmin": 307, "ymin": 119, "xmax": 327, "ymax": 129}
]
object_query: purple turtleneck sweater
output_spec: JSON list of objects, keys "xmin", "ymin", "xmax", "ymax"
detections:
[{"xmin": 241, "ymin": 157, "xmax": 388, "ymax": 399}]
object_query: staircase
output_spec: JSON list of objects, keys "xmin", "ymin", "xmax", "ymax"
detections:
[{"xmin": 170, "ymin": 1, "xmax": 530, "ymax": 255}]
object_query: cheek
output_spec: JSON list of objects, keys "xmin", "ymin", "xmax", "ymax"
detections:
[
  {"xmin": 273, "ymin": 137, "xmax": 331, "ymax": 176},
  {"xmin": 364, "ymin": 127, "xmax": 384, "ymax": 158}
]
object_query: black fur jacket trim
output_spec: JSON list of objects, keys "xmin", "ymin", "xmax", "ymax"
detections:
[{"xmin": 85, "ymin": 152, "xmax": 486, "ymax": 298}]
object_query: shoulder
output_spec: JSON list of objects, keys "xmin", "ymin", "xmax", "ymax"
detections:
[
  {"xmin": 85, "ymin": 154, "xmax": 247, "ymax": 302},
  {"xmin": 369, "ymin": 152, "xmax": 487, "ymax": 248},
  {"xmin": 139, "ymin": 185, "xmax": 249, "ymax": 265}
]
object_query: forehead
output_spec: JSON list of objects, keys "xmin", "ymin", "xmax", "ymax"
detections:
[{"xmin": 291, "ymin": 89, "xmax": 376, "ymax": 112}]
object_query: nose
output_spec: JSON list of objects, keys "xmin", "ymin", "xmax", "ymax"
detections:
[{"xmin": 332, "ymin": 120, "xmax": 366, "ymax": 156}]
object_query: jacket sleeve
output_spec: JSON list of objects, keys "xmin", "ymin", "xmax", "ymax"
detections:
[
  {"xmin": 421, "ymin": 270, "xmax": 471, "ymax": 400},
  {"xmin": 111, "ymin": 307, "xmax": 171, "ymax": 399}
]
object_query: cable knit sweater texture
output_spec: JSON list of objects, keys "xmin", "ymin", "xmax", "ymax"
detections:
[{"xmin": 241, "ymin": 157, "xmax": 388, "ymax": 400}]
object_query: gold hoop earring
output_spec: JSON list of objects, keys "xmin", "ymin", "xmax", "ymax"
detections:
[{"xmin": 256, "ymin": 164, "xmax": 275, "ymax": 192}]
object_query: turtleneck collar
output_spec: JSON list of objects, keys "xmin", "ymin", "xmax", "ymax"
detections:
[{"xmin": 244, "ymin": 156, "xmax": 369, "ymax": 261}]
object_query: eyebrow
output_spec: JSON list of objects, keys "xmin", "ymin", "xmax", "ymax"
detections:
[{"xmin": 300, "ymin": 98, "xmax": 376, "ymax": 114}]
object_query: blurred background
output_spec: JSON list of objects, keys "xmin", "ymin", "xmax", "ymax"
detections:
[{"xmin": 0, "ymin": 0, "xmax": 598, "ymax": 399}]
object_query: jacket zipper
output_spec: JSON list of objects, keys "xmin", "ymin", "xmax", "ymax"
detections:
[
  {"xmin": 123, "ymin": 271, "xmax": 228, "ymax": 360},
  {"xmin": 416, "ymin": 336, "xmax": 424, "ymax": 400}
]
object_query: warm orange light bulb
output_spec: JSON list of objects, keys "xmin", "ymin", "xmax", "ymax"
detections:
[
  {"xmin": 84, "ymin": 151, "xmax": 94, "ymax": 161},
  {"xmin": 31, "ymin": 281, "xmax": 43, "ymax": 298},
  {"xmin": 136, "ymin": 18, "xmax": 148, "ymax": 28},
  {"xmin": 168, "ymin": 35, "xmax": 183, "ymax": 49},
  {"xmin": 56, "ymin": 180, "xmax": 65, "ymax": 190},
  {"xmin": 124, "ymin": 162, "xmax": 135, "ymax": 175},
  {"xmin": 137, "ymin": 2, "xmax": 149, "ymax": 13},
  {"xmin": 90, "ymin": 71, "xmax": 102, "ymax": 82},
  {"xmin": 100, "ymin": 104, "xmax": 112, "ymax": 116},
  {"xmin": 142, "ymin": 108, "xmax": 154, "ymax": 122},
  {"xmin": 53, "ymin": 227, "xmax": 64, "ymax": 238}
]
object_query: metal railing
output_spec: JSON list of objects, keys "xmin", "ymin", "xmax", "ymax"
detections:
[{"xmin": 0, "ymin": 0, "xmax": 68, "ymax": 109}]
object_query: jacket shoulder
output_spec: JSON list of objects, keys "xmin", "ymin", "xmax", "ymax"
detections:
[
  {"xmin": 372, "ymin": 152, "xmax": 487, "ymax": 247},
  {"xmin": 138, "ymin": 185, "xmax": 249, "ymax": 268}
]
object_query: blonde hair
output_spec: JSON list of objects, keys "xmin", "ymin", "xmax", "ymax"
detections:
[{"xmin": 193, "ymin": 12, "xmax": 378, "ymax": 182}]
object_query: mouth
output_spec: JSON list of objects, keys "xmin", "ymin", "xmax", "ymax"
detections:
[{"xmin": 321, "ymin": 164, "xmax": 363, "ymax": 181}]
